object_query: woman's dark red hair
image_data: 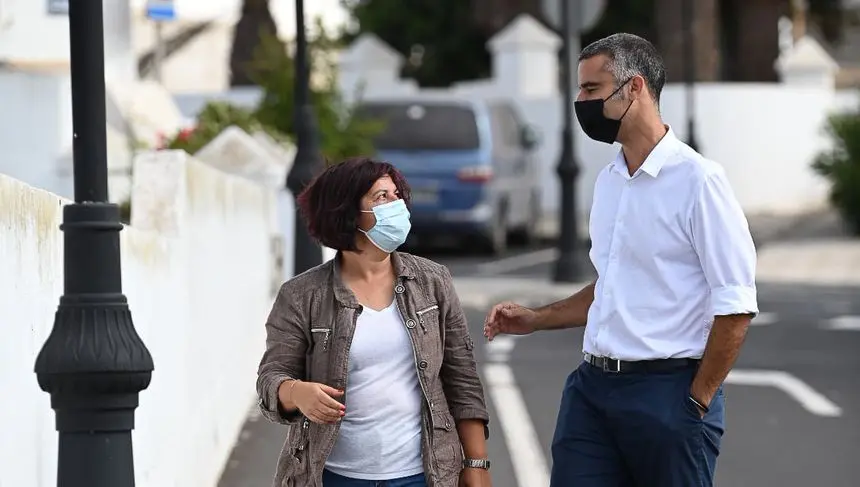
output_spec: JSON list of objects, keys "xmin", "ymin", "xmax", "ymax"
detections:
[{"xmin": 296, "ymin": 157, "xmax": 412, "ymax": 251}]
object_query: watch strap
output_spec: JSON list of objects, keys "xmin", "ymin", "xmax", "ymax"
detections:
[{"xmin": 463, "ymin": 458, "xmax": 491, "ymax": 470}]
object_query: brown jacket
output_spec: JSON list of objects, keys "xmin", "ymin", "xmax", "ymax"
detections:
[{"xmin": 256, "ymin": 252, "xmax": 490, "ymax": 487}]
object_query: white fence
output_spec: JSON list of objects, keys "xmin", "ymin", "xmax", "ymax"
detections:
[{"xmin": 0, "ymin": 149, "xmax": 278, "ymax": 487}]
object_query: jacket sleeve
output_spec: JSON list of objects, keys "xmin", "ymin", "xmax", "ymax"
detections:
[
  {"xmin": 256, "ymin": 283, "xmax": 308, "ymax": 425},
  {"xmin": 438, "ymin": 266, "xmax": 490, "ymax": 439}
]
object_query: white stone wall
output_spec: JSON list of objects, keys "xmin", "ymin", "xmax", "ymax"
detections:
[{"xmin": 0, "ymin": 150, "xmax": 277, "ymax": 487}]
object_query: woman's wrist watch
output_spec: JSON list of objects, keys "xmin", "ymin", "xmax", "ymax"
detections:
[{"xmin": 463, "ymin": 458, "xmax": 491, "ymax": 470}]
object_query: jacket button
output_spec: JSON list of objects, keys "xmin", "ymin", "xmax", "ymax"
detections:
[
  {"xmin": 419, "ymin": 360, "xmax": 428, "ymax": 369},
  {"xmin": 406, "ymin": 319, "xmax": 416, "ymax": 328},
  {"xmin": 395, "ymin": 284, "xmax": 405, "ymax": 294},
  {"xmin": 445, "ymin": 421, "xmax": 451, "ymax": 430}
]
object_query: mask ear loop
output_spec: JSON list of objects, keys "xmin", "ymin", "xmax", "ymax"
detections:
[{"xmin": 618, "ymin": 97, "xmax": 635, "ymax": 121}]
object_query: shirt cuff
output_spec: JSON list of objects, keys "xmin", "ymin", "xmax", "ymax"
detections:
[{"xmin": 710, "ymin": 285, "xmax": 758, "ymax": 317}]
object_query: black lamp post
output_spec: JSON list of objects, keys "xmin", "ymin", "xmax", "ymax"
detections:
[
  {"xmin": 553, "ymin": 0, "xmax": 582, "ymax": 283},
  {"xmin": 286, "ymin": 0, "xmax": 325, "ymax": 274},
  {"xmin": 682, "ymin": 0, "xmax": 699, "ymax": 151},
  {"xmin": 34, "ymin": 2, "xmax": 154, "ymax": 487}
]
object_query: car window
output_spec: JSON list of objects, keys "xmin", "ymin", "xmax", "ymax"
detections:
[{"xmin": 358, "ymin": 102, "xmax": 481, "ymax": 151}]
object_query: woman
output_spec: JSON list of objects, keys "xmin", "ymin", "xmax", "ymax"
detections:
[{"xmin": 256, "ymin": 157, "xmax": 492, "ymax": 487}]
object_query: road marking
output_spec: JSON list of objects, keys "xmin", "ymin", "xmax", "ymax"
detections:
[
  {"xmin": 726, "ymin": 369, "xmax": 843, "ymax": 417},
  {"xmin": 483, "ymin": 363, "xmax": 551, "ymax": 487},
  {"xmin": 751, "ymin": 312, "xmax": 777, "ymax": 325},
  {"xmin": 486, "ymin": 336, "xmax": 517, "ymax": 362},
  {"xmin": 476, "ymin": 248, "xmax": 558, "ymax": 275},
  {"xmin": 823, "ymin": 315, "xmax": 860, "ymax": 331}
]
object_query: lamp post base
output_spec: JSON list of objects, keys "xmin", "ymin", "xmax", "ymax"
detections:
[{"xmin": 34, "ymin": 203, "xmax": 153, "ymax": 487}]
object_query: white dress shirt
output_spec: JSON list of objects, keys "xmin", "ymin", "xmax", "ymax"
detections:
[{"xmin": 584, "ymin": 127, "xmax": 758, "ymax": 361}]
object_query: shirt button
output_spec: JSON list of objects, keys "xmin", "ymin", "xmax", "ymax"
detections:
[{"xmin": 406, "ymin": 319, "xmax": 416, "ymax": 329}]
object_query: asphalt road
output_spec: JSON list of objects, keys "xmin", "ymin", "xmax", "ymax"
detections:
[{"xmin": 219, "ymin": 245, "xmax": 860, "ymax": 487}]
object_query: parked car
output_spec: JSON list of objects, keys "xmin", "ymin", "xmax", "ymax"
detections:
[{"xmin": 357, "ymin": 96, "xmax": 541, "ymax": 254}]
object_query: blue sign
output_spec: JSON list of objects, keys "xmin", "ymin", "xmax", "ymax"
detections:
[
  {"xmin": 146, "ymin": 0, "xmax": 175, "ymax": 21},
  {"xmin": 47, "ymin": 0, "xmax": 68, "ymax": 15}
]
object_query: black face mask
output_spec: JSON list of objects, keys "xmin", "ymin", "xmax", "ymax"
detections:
[{"xmin": 574, "ymin": 78, "xmax": 635, "ymax": 144}]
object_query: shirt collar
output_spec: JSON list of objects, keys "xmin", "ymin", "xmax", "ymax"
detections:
[{"xmin": 610, "ymin": 125, "xmax": 678, "ymax": 178}]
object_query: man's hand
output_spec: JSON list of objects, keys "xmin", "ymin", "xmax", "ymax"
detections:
[
  {"xmin": 483, "ymin": 301, "xmax": 538, "ymax": 341},
  {"xmin": 459, "ymin": 467, "xmax": 491, "ymax": 487}
]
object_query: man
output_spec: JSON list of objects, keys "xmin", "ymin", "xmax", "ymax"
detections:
[{"xmin": 483, "ymin": 33, "xmax": 757, "ymax": 487}]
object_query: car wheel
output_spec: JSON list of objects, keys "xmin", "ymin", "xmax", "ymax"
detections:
[{"xmin": 483, "ymin": 207, "xmax": 508, "ymax": 255}]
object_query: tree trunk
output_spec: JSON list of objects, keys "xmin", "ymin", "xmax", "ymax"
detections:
[
  {"xmin": 229, "ymin": 0, "xmax": 280, "ymax": 87},
  {"xmin": 654, "ymin": 0, "xmax": 721, "ymax": 82}
]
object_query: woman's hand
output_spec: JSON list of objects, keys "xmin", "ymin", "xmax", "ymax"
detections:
[
  {"xmin": 285, "ymin": 381, "xmax": 345, "ymax": 424},
  {"xmin": 459, "ymin": 467, "xmax": 492, "ymax": 487}
]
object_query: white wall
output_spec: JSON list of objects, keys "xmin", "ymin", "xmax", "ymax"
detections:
[
  {"xmin": 0, "ymin": 150, "xmax": 277, "ymax": 487},
  {"xmin": 0, "ymin": 68, "xmax": 186, "ymax": 205},
  {"xmin": 0, "ymin": 70, "xmax": 73, "ymax": 200}
]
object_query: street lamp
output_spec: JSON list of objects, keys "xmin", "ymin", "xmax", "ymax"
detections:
[
  {"xmin": 682, "ymin": 0, "xmax": 699, "ymax": 151},
  {"xmin": 34, "ymin": 1, "xmax": 154, "ymax": 486},
  {"xmin": 286, "ymin": 0, "xmax": 325, "ymax": 274},
  {"xmin": 553, "ymin": 0, "xmax": 582, "ymax": 283}
]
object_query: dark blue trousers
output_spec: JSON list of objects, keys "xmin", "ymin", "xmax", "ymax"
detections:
[
  {"xmin": 322, "ymin": 469, "xmax": 426, "ymax": 487},
  {"xmin": 550, "ymin": 361, "xmax": 725, "ymax": 487}
]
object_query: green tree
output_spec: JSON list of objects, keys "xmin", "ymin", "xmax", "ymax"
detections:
[
  {"xmin": 805, "ymin": 0, "xmax": 850, "ymax": 44},
  {"xmin": 248, "ymin": 21, "xmax": 384, "ymax": 162},
  {"xmin": 340, "ymin": 0, "xmax": 492, "ymax": 87},
  {"xmin": 581, "ymin": 0, "xmax": 655, "ymax": 47}
]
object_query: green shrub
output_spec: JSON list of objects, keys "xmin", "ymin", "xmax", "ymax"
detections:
[
  {"xmin": 161, "ymin": 101, "xmax": 280, "ymax": 154},
  {"xmin": 812, "ymin": 99, "xmax": 860, "ymax": 234},
  {"xmin": 161, "ymin": 21, "xmax": 384, "ymax": 165}
]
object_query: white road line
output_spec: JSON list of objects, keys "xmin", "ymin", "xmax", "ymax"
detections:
[
  {"xmin": 483, "ymin": 363, "xmax": 551, "ymax": 487},
  {"xmin": 726, "ymin": 369, "xmax": 843, "ymax": 417},
  {"xmin": 751, "ymin": 312, "xmax": 777, "ymax": 325},
  {"xmin": 486, "ymin": 336, "xmax": 517, "ymax": 362},
  {"xmin": 823, "ymin": 315, "xmax": 860, "ymax": 331},
  {"xmin": 476, "ymin": 248, "xmax": 558, "ymax": 276}
]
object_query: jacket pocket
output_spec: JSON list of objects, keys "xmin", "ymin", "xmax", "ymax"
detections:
[{"xmin": 431, "ymin": 411, "xmax": 462, "ymax": 482}]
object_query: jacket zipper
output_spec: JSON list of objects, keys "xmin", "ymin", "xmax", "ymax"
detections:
[
  {"xmin": 298, "ymin": 417, "xmax": 309, "ymax": 451},
  {"xmin": 416, "ymin": 304, "xmax": 437, "ymax": 334},
  {"xmin": 311, "ymin": 328, "xmax": 331, "ymax": 351}
]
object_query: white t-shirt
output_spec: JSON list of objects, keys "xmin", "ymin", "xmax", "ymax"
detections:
[{"xmin": 325, "ymin": 301, "xmax": 424, "ymax": 480}]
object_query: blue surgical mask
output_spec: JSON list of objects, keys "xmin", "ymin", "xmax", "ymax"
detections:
[{"xmin": 360, "ymin": 199, "xmax": 411, "ymax": 253}]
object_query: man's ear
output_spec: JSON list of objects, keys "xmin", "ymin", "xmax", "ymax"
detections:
[{"xmin": 629, "ymin": 75, "xmax": 646, "ymax": 100}]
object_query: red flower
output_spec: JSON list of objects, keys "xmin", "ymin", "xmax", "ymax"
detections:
[{"xmin": 177, "ymin": 127, "xmax": 194, "ymax": 142}]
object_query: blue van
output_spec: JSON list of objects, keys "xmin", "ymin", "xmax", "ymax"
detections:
[{"xmin": 358, "ymin": 97, "xmax": 541, "ymax": 254}]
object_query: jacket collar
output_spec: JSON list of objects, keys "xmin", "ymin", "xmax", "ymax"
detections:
[{"xmin": 330, "ymin": 251, "xmax": 415, "ymax": 308}]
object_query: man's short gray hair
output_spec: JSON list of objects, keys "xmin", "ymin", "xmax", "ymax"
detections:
[{"xmin": 579, "ymin": 33, "xmax": 666, "ymax": 104}]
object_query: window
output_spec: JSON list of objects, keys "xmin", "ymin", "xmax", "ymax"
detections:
[{"xmin": 358, "ymin": 102, "xmax": 481, "ymax": 151}]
